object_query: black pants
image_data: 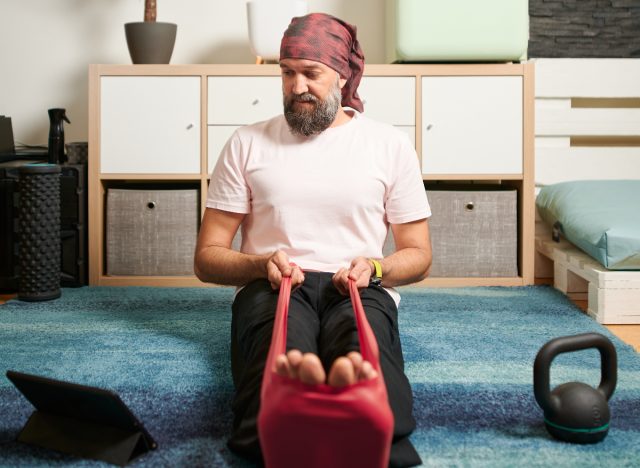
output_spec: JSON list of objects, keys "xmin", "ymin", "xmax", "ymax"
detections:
[{"xmin": 227, "ymin": 272, "xmax": 422, "ymax": 468}]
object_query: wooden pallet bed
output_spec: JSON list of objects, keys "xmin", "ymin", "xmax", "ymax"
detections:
[
  {"xmin": 534, "ymin": 58, "xmax": 640, "ymax": 324},
  {"xmin": 536, "ymin": 224, "xmax": 640, "ymax": 324}
]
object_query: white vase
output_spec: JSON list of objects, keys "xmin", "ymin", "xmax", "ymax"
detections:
[{"xmin": 246, "ymin": 0, "xmax": 308, "ymax": 62}]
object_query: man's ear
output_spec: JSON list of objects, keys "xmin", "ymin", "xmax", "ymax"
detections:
[{"xmin": 339, "ymin": 77, "xmax": 347, "ymax": 89}]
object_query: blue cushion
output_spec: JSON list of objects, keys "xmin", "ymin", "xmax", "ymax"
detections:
[{"xmin": 536, "ymin": 180, "xmax": 640, "ymax": 270}]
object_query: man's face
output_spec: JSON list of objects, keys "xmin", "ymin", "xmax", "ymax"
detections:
[{"xmin": 280, "ymin": 58, "xmax": 347, "ymax": 136}]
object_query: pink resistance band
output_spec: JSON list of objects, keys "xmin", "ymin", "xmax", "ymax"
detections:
[{"xmin": 258, "ymin": 276, "xmax": 394, "ymax": 468}]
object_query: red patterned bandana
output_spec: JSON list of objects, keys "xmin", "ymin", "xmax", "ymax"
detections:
[{"xmin": 280, "ymin": 13, "xmax": 365, "ymax": 112}]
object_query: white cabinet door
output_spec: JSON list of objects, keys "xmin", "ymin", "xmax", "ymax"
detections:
[
  {"xmin": 101, "ymin": 76, "xmax": 201, "ymax": 174},
  {"xmin": 208, "ymin": 76, "xmax": 282, "ymax": 125},
  {"xmin": 359, "ymin": 76, "xmax": 416, "ymax": 147},
  {"xmin": 207, "ymin": 76, "xmax": 281, "ymax": 175},
  {"xmin": 359, "ymin": 76, "xmax": 415, "ymax": 126},
  {"xmin": 422, "ymin": 76, "xmax": 522, "ymax": 175}
]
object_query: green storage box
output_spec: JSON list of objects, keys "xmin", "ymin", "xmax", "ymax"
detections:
[{"xmin": 386, "ymin": 0, "xmax": 529, "ymax": 62}]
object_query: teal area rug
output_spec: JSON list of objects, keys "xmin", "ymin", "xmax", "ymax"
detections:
[{"xmin": 1, "ymin": 286, "xmax": 639, "ymax": 467}]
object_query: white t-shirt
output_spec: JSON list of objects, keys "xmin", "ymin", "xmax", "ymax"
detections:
[{"xmin": 207, "ymin": 111, "xmax": 430, "ymax": 299}]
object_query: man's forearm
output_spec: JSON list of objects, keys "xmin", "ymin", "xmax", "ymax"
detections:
[
  {"xmin": 378, "ymin": 247, "xmax": 431, "ymax": 288},
  {"xmin": 194, "ymin": 246, "xmax": 269, "ymax": 286}
]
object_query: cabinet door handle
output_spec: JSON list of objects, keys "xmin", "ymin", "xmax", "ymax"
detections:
[
  {"xmin": 186, "ymin": 123, "xmax": 194, "ymax": 130},
  {"xmin": 426, "ymin": 124, "xmax": 433, "ymax": 131},
  {"xmin": 252, "ymin": 99, "xmax": 260, "ymax": 106}
]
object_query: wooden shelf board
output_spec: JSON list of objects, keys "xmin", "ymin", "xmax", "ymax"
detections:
[
  {"xmin": 423, "ymin": 174, "xmax": 524, "ymax": 181},
  {"xmin": 410, "ymin": 277, "xmax": 526, "ymax": 288},
  {"xmin": 95, "ymin": 275, "xmax": 526, "ymax": 289},
  {"xmin": 99, "ymin": 174, "xmax": 203, "ymax": 180},
  {"xmin": 92, "ymin": 63, "xmax": 528, "ymax": 78},
  {"xmin": 97, "ymin": 276, "xmax": 211, "ymax": 287}
]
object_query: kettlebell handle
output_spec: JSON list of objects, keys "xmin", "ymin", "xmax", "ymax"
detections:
[{"xmin": 533, "ymin": 333, "xmax": 617, "ymax": 412}]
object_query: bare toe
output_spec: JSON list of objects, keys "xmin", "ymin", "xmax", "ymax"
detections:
[
  {"xmin": 286, "ymin": 349, "xmax": 303, "ymax": 378},
  {"xmin": 346, "ymin": 351, "xmax": 363, "ymax": 378},
  {"xmin": 275, "ymin": 354, "xmax": 290, "ymax": 377},
  {"xmin": 328, "ymin": 356, "xmax": 356, "ymax": 387},
  {"xmin": 287, "ymin": 349, "xmax": 303, "ymax": 363},
  {"xmin": 298, "ymin": 353, "xmax": 326, "ymax": 385},
  {"xmin": 360, "ymin": 360, "xmax": 378, "ymax": 381}
]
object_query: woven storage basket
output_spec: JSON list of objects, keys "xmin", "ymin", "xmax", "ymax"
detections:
[
  {"xmin": 383, "ymin": 188, "xmax": 518, "ymax": 277},
  {"xmin": 106, "ymin": 188, "xmax": 198, "ymax": 276},
  {"xmin": 428, "ymin": 188, "xmax": 518, "ymax": 277}
]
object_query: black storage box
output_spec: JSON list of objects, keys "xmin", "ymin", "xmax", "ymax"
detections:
[
  {"xmin": 59, "ymin": 164, "xmax": 88, "ymax": 287},
  {"xmin": 0, "ymin": 161, "xmax": 21, "ymax": 291}
]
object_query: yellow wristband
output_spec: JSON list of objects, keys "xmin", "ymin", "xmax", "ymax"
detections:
[{"xmin": 369, "ymin": 258, "xmax": 382, "ymax": 285}]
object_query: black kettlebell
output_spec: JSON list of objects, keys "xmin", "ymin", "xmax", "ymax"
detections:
[{"xmin": 533, "ymin": 332, "xmax": 617, "ymax": 444}]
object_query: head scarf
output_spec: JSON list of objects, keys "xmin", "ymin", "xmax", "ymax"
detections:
[{"xmin": 280, "ymin": 13, "xmax": 365, "ymax": 112}]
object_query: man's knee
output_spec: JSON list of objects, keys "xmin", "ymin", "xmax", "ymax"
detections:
[
  {"xmin": 360, "ymin": 286, "xmax": 400, "ymax": 349},
  {"xmin": 231, "ymin": 280, "xmax": 278, "ymax": 385}
]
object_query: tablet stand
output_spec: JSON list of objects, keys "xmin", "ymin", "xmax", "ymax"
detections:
[
  {"xmin": 7, "ymin": 370, "xmax": 157, "ymax": 467},
  {"xmin": 18, "ymin": 411, "xmax": 150, "ymax": 466}
]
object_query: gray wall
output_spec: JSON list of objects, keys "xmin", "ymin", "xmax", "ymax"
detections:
[{"xmin": 529, "ymin": 0, "xmax": 640, "ymax": 57}]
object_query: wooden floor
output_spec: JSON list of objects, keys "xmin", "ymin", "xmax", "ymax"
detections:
[
  {"xmin": 2, "ymin": 288, "xmax": 639, "ymax": 352},
  {"xmin": 606, "ymin": 325, "xmax": 640, "ymax": 353},
  {"xmin": 1, "ymin": 294, "xmax": 14, "ymax": 303}
]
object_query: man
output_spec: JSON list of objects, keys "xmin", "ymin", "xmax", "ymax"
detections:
[{"xmin": 194, "ymin": 13, "xmax": 431, "ymax": 467}]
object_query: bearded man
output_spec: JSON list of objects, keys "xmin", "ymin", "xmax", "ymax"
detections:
[{"xmin": 194, "ymin": 13, "xmax": 431, "ymax": 467}]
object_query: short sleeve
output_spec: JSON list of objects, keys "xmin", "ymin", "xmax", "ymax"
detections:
[
  {"xmin": 385, "ymin": 134, "xmax": 431, "ymax": 224},
  {"xmin": 206, "ymin": 131, "xmax": 251, "ymax": 214}
]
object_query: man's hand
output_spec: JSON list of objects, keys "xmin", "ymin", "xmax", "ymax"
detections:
[
  {"xmin": 332, "ymin": 256, "xmax": 373, "ymax": 295},
  {"xmin": 266, "ymin": 250, "xmax": 305, "ymax": 290}
]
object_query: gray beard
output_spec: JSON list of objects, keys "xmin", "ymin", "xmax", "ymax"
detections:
[{"xmin": 283, "ymin": 83, "xmax": 342, "ymax": 137}]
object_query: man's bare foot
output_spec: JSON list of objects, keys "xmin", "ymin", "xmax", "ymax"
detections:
[{"xmin": 274, "ymin": 350, "xmax": 378, "ymax": 386}]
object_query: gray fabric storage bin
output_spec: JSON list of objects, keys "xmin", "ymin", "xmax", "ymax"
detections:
[
  {"xmin": 427, "ymin": 188, "xmax": 518, "ymax": 277},
  {"xmin": 106, "ymin": 188, "xmax": 198, "ymax": 276}
]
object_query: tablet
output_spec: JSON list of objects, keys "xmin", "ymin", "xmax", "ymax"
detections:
[{"xmin": 6, "ymin": 370, "xmax": 157, "ymax": 453}]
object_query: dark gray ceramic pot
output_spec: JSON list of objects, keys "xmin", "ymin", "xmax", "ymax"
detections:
[{"xmin": 125, "ymin": 22, "xmax": 177, "ymax": 64}]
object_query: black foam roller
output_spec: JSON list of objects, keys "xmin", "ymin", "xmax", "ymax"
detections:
[{"xmin": 18, "ymin": 164, "xmax": 61, "ymax": 301}]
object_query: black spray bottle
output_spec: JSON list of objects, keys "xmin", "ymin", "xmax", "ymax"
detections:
[{"xmin": 47, "ymin": 108, "xmax": 70, "ymax": 164}]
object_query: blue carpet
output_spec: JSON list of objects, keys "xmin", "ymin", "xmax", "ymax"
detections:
[{"xmin": 0, "ymin": 285, "xmax": 639, "ymax": 467}]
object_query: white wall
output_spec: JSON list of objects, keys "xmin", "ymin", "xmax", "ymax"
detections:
[{"xmin": 0, "ymin": 0, "xmax": 385, "ymax": 146}]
